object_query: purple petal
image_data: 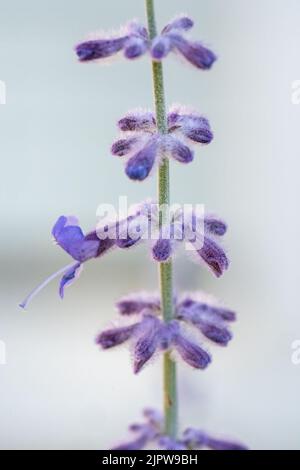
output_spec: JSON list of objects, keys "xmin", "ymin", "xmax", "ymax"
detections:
[
  {"xmin": 112, "ymin": 433, "xmax": 149, "ymax": 451},
  {"xmin": 182, "ymin": 428, "xmax": 207, "ymax": 448},
  {"xmin": 75, "ymin": 37, "xmax": 127, "ymax": 62},
  {"xmin": 118, "ymin": 111, "xmax": 155, "ymax": 132},
  {"xmin": 96, "ymin": 323, "xmax": 138, "ymax": 349},
  {"xmin": 111, "ymin": 136, "xmax": 139, "ymax": 156},
  {"xmin": 173, "ymin": 334, "xmax": 211, "ymax": 369},
  {"xmin": 182, "ymin": 116, "xmax": 213, "ymax": 144},
  {"xmin": 133, "ymin": 316, "xmax": 161, "ymax": 373},
  {"xmin": 198, "ymin": 323, "xmax": 232, "ymax": 346},
  {"xmin": 171, "ymin": 34, "xmax": 217, "ymax": 70},
  {"xmin": 59, "ymin": 262, "xmax": 82, "ymax": 298},
  {"xmin": 196, "ymin": 236, "xmax": 229, "ymax": 277},
  {"xmin": 178, "ymin": 296, "xmax": 236, "ymax": 322},
  {"xmin": 167, "ymin": 136, "xmax": 194, "ymax": 163},
  {"xmin": 52, "ymin": 216, "xmax": 99, "ymax": 262},
  {"xmin": 152, "ymin": 238, "xmax": 173, "ymax": 262},
  {"xmin": 204, "ymin": 216, "xmax": 227, "ymax": 236},
  {"xmin": 151, "ymin": 35, "xmax": 173, "ymax": 60},
  {"xmin": 116, "ymin": 293, "xmax": 160, "ymax": 316},
  {"xmin": 124, "ymin": 37, "xmax": 148, "ymax": 59},
  {"xmin": 205, "ymin": 437, "xmax": 248, "ymax": 451},
  {"xmin": 143, "ymin": 408, "xmax": 163, "ymax": 427},
  {"xmin": 159, "ymin": 436, "xmax": 187, "ymax": 450},
  {"xmin": 162, "ymin": 16, "xmax": 194, "ymax": 34},
  {"xmin": 125, "ymin": 139, "xmax": 157, "ymax": 181}
]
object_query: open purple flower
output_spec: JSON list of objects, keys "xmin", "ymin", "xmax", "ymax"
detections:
[
  {"xmin": 75, "ymin": 15, "xmax": 216, "ymax": 70},
  {"xmin": 19, "ymin": 204, "xmax": 147, "ymax": 308},
  {"xmin": 113, "ymin": 408, "xmax": 247, "ymax": 451},
  {"xmin": 96, "ymin": 291, "xmax": 236, "ymax": 373},
  {"xmin": 111, "ymin": 105, "xmax": 213, "ymax": 181}
]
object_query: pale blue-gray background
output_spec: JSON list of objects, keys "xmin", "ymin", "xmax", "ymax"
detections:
[{"xmin": 1, "ymin": 0, "xmax": 300, "ymax": 449}]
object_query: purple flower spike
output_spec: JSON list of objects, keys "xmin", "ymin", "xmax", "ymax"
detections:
[
  {"xmin": 116, "ymin": 293, "xmax": 160, "ymax": 316},
  {"xmin": 173, "ymin": 333, "xmax": 211, "ymax": 369},
  {"xmin": 96, "ymin": 323, "xmax": 138, "ymax": 349},
  {"xmin": 133, "ymin": 315, "xmax": 161, "ymax": 373},
  {"xmin": 125, "ymin": 138, "xmax": 158, "ymax": 181}
]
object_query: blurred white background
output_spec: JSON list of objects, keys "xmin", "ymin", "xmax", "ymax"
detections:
[{"xmin": 1, "ymin": 0, "xmax": 300, "ymax": 449}]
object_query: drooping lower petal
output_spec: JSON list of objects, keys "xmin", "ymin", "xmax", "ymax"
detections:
[
  {"xmin": 125, "ymin": 138, "xmax": 157, "ymax": 181},
  {"xmin": 124, "ymin": 36, "xmax": 148, "ymax": 59},
  {"xmin": 151, "ymin": 35, "xmax": 173, "ymax": 60},
  {"xmin": 198, "ymin": 322, "xmax": 232, "ymax": 346},
  {"xmin": 173, "ymin": 333, "xmax": 211, "ymax": 369},
  {"xmin": 167, "ymin": 136, "xmax": 194, "ymax": 163},
  {"xmin": 195, "ymin": 236, "xmax": 229, "ymax": 277},
  {"xmin": 171, "ymin": 34, "xmax": 217, "ymax": 70},
  {"xmin": 59, "ymin": 262, "xmax": 82, "ymax": 299},
  {"xmin": 133, "ymin": 315, "xmax": 161, "ymax": 373}
]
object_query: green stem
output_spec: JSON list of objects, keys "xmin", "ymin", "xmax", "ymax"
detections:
[{"xmin": 145, "ymin": 0, "xmax": 177, "ymax": 438}]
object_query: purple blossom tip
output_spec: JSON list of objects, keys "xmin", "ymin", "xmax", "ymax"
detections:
[
  {"xmin": 162, "ymin": 16, "xmax": 194, "ymax": 34},
  {"xmin": 174, "ymin": 334, "xmax": 211, "ymax": 369},
  {"xmin": 75, "ymin": 37, "xmax": 126, "ymax": 62},
  {"xmin": 133, "ymin": 315, "xmax": 160, "ymax": 373},
  {"xmin": 151, "ymin": 36, "xmax": 172, "ymax": 60},
  {"xmin": 204, "ymin": 217, "xmax": 227, "ymax": 236},
  {"xmin": 183, "ymin": 428, "xmax": 248, "ymax": 451},
  {"xmin": 152, "ymin": 238, "xmax": 173, "ymax": 262},
  {"xmin": 197, "ymin": 237, "xmax": 229, "ymax": 277},
  {"xmin": 116, "ymin": 293, "xmax": 160, "ymax": 315},
  {"xmin": 118, "ymin": 111, "xmax": 155, "ymax": 132},
  {"xmin": 111, "ymin": 137, "xmax": 138, "ymax": 157},
  {"xmin": 172, "ymin": 36, "xmax": 217, "ymax": 70},
  {"xmin": 96, "ymin": 323, "xmax": 137, "ymax": 349},
  {"xmin": 125, "ymin": 140, "xmax": 157, "ymax": 181}
]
